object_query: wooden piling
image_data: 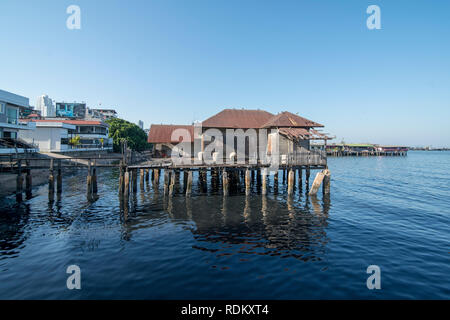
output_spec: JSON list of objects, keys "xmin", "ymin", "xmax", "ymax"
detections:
[
  {"xmin": 287, "ymin": 168, "xmax": 294, "ymax": 195},
  {"xmin": 16, "ymin": 160, "xmax": 23, "ymax": 201},
  {"xmin": 305, "ymin": 167, "xmax": 310, "ymax": 190},
  {"xmin": 164, "ymin": 169, "xmax": 169, "ymax": 194},
  {"xmin": 140, "ymin": 168, "xmax": 145, "ymax": 189},
  {"xmin": 87, "ymin": 160, "xmax": 93, "ymax": 200},
  {"xmin": 323, "ymin": 169, "xmax": 331, "ymax": 195},
  {"xmin": 261, "ymin": 168, "xmax": 267, "ymax": 195},
  {"xmin": 118, "ymin": 161, "xmax": 124, "ymax": 195},
  {"xmin": 169, "ymin": 170, "xmax": 175, "ymax": 197},
  {"xmin": 298, "ymin": 167, "xmax": 302, "ymax": 190},
  {"xmin": 223, "ymin": 169, "xmax": 229, "ymax": 196},
  {"xmin": 186, "ymin": 170, "xmax": 193, "ymax": 197},
  {"xmin": 48, "ymin": 159, "xmax": 55, "ymax": 200},
  {"xmin": 154, "ymin": 169, "xmax": 160, "ymax": 184},
  {"xmin": 309, "ymin": 170, "xmax": 326, "ymax": 196},
  {"xmin": 124, "ymin": 169, "xmax": 130, "ymax": 199},
  {"xmin": 132, "ymin": 169, "xmax": 137, "ymax": 193},
  {"xmin": 92, "ymin": 160, "xmax": 98, "ymax": 195},
  {"xmin": 25, "ymin": 161, "xmax": 32, "ymax": 197},
  {"xmin": 245, "ymin": 168, "xmax": 251, "ymax": 195},
  {"xmin": 57, "ymin": 160, "xmax": 62, "ymax": 194}
]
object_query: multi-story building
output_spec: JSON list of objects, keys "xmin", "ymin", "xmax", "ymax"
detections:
[
  {"xmin": 19, "ymin": 119, "xmax": 112, "ymax": 151},
  {"xmin": 36, "ymin": 95, "xmax": 55, "ymax": 117},
  {"xmin": 90, "ymin": 108, "xmax": 118, "ymax": 120},
  {"xmin": 0, "ymin": 89, "xmax": 34, "ymax": 139}
]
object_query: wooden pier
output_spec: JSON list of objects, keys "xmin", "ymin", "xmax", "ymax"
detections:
[{"xmin": 1, "ymin": 150, "xmax": 331, "ymax": 202}]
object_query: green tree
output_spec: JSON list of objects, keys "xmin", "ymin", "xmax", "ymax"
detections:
[
  {"xmin": 68, "ymin": 135, "xmax": 81, "ymax": 148},
  {"xmin": 106, "ymin": 118, "xmax": 149, "ymax": 152}
]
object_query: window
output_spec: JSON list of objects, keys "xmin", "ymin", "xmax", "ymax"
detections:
[
  {"xmin": 0, "ymin": 102, "xmax": 5, "ymax": 113},
  {"xmin": 6, "ymin": 107, "xmax": 18, "ymax": 124}
]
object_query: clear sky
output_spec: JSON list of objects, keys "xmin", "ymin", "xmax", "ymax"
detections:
[{"xmin": 1, "ymin": 0, "xmax": 449, "ymax": 147}]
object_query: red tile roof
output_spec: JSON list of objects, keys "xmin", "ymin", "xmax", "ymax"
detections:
[
  {"xmin": 202, "ymin": 109, "xmax": 274, "ymax": 128},
  {"xmin": 262, "ymin": 111, "xmax": 323, "ymax": 128},
  {"xmin": 148, "ymin": 124, "xmax": 194, "ymax": 143}
]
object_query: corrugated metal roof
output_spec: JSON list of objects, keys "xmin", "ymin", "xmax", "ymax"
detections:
[
  {"xmin": 202, "ymin": 109, "xmax": 274, "ymax": 128},
  {"xmin": 148, "ymin": 124, "xmax": 194, "ymax": 143},
  {"xmin": 263, "ymin": 111, "xmax": 323, "ymax": 128},
  {"xmin": 279, "ymin": 127, "xmax": 330, "ymax": 140}
]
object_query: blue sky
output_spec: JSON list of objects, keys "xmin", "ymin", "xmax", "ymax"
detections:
[{"xmin": 1, "ymin": 0, "xmax": 449, "ymax": 146}]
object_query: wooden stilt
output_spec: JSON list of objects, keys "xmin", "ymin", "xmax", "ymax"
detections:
[
  {"xmin": 223, "ymin": 169, "xmax": 229, "ymax": 196},
  {"xmin": 262, "ymin": 168, "xmax": 267, "ymax": 195},
  {"xmin": 124, "ymin": 169, "xmax": 130, "ymax": 199},
  {"xmin": 132, "ymin": 169, "xmax": 137, "ymax": 193},
  {"xmin": 186, "ymin": 170, "xmax": 193, "ymax": 197},
  {"xmin": 305, "ymin": 167, "xmax": 310, "ymax": 190},
  {"xmin": 245, "ymin": 168, "xmax": 251, "ymax": 195},
  {"xmin": 164, "ymin": 169, "xmax": 169, "ymax": 194},
  {"xmin": 48, "ymin": 159, "xmax": 55, "ymax": 201},
  {"xmin": 16, "ymin": 159, "xmax": 23, "ymax": 202},
  {"xmin": 92, "ymin": 160, "xmax": 98, "ymax": 195},
  {"xmin": 298, "ymin": 167, "xmax": 303, "ymax": 190},
  {"xmin": 25, "ymin": 161, "xmax": 32, "ymax": 197},
  {"xmin": 87, "ymin": 159, "xmax": 93, "ymax": 200},
  {"xmin": 287, "ymin": 168, "xmax": 294, "ymax": 195},
  {"xmin": 323, "ymin": 169, "xmax": 331, "ymax": 195},
  {"xmin": 118, "ymin": 161, "xmax": 124, "ymax": 195},
  {"xmin": 309, "ymin": 170, "xmax": 326, "ymax": 196},
  {"xmin": 140, "ymin": 168, "xmax": 145, "ymax": 189},
  {"xmin": 57, "ymin": 160, "xmax": 62, "ymax": 194},
  {"xmin": 169, "ymin": 170, "xmax": 175, "ymax": 196}
]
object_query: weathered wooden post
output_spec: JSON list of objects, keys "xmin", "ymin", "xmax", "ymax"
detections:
[
  {"xmin": 140, "ymin": 168, "xmax": 145, "ymax": 189},
  {"xmin": 132, "ymin": 169, "xmax": 137, "ymax": 193},
  {"xmin": 16, "ymin": 159, "xmax": 23, "ymax": 202},
  {"xmin": 25, "ymin": 160, "xmax": 32, "ymax": 198},
  {"xmin": 124, "ymin": 168, "xmax": 130, "ymax": 199},
  {"xmin": 305, "ymin": 167, "xmax": 310, "ymax": 190},
  {"xmin": 92, "ymin": 160, "xmax": 98, "ymax": 195},
  {"xmin": 57, "ymin": 159, "xmax": 62, "ymax": 195},
  {"xmin": 169, "ymin": 170, "xmax": 175, "ymax": 197},
  {"xmin": 283, "ymin": 169, "xmax": 286, "ymax": 184},
  {"xmin": 154, "ymin": 169, "xmax": 160, "ymax": 184},
  {"xmin": 261, "ymin": 168, "xmax": 268, "ymax": 195},
  {"xmin": 274, "ymin": 170, "xmax": 279, "ymax": 186},
  {"xmin": 183, "ymin": 170, "xmax": 188, "ymax": 191},
  {"xmin": 309, "ymin": 170, "xmax": 326, "ymax": 196},
  {"xmin": 223, "ymin": 169, "xmax": 229, "ymax": 196},
  {"xmin": 48, "ymin": 159, "xmax": 55, "ymax": 200},
  {"xmin": 186, "ymin": 170, "xmax": 193, "ymax": 197},
  {"xmin": 87, "ymin": 159, "xmax": 93, "ymax": 200},
  {"xmin": 287, "ymin": 168, "xmax": 294, "ymax": 195},
  {"xmin": 145, "ymin": 168, "xmax": 150, "ymax": 183},
  {"xmin": 323, "ymin": 169, "xmax": 331, "ymax": 195},
  {"xmin": 119, "ymin": 161, "xmax": 124, "ymax": 195},
  {"xmin": 298, "ymin": 167, "xmax": 303, "ymax": 190},
  {"xmin": 245, "ymin": 168, "xmax": 251, "ymax": 195},
  {"xmin": 163, "ymin": 169, "xmax": 169, "ymax": 194}
]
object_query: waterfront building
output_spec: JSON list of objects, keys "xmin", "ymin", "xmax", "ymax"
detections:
[
  {"xmin": 147, "ymin": 124, "xmax": 194, "ymax": 158},
  {"xmin": 138, "ymin": 120, "xmax": 144, "ymax": 130},
  {"xmin": 20, "ymin": 119, "xmax": 113, "ymax": 152},
  {"xmin": 36, "ymin": 95, "xmax": 55, "ymax": 117},
  {"xmin": 147, "ymin": 108, "xmax": 330, "ymax": 159}
]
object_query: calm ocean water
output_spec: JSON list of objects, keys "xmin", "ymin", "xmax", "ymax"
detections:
[{"xmin": 0, "ymin": 151, "xmax": 449, "ymax": 299}]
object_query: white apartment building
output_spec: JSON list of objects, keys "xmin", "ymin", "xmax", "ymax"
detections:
[{"xmin": 36, "ymin": 94, "xmax": 55, "ymax": 117}]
